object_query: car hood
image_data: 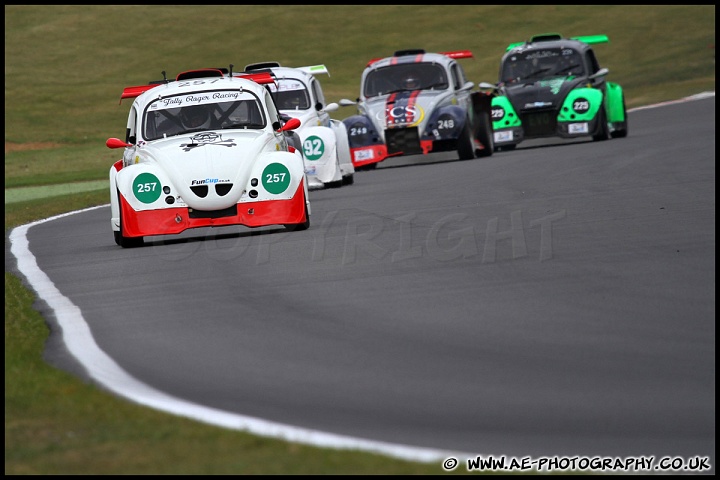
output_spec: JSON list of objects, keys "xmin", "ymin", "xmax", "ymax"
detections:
[
  {"xmin": 361, "ymin": 89, "xmax": 452, "ymax": 132},
  {"xmin": 142, "ymin": 130, "xmax": 273, "ymax": 210},
  {"xmin": 504, "ymin": 76, "xmax": 585, "ymax": 112}
]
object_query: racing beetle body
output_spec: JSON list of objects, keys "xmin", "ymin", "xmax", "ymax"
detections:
[
  {"xmin": 107, "ymin": 67, "xmax": 310, "ymax": 248},
  {"xmin": 340, "ymin": 49, "xmax": 494, "ymax": 169},
  {"xmin": 487, "ymin": 33, "xmax": 628, "ymax": 150},
  {"xmin": 244, "ymin": 62, "xmax": 354, "ymax": 189}
]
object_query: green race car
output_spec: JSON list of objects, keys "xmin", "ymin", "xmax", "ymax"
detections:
[{"xmin": 485, "ymin": 33, "xmax": 628, "ymax": 150}]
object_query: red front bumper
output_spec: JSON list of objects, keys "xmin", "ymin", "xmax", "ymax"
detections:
[
  {"xmin": 350, "ymin": 139, "xmax": 434, "ymax": 168},
  {"xmin": 120, "ymin": 182, "xmax": 307, "ymax": 238}
]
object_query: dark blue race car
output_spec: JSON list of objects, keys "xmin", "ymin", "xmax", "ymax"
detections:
[{"xmin": 339, "ymin": 49, "xmax": 494, "ymax": 169}]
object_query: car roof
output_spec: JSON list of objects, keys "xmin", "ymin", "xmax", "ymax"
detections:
[
  {"xmin": 363, "ymin": 49, "xmax": 473, "ymax": 71},
  {"xmin": 119, "ymin": 69, "xmax": 275, "ymax": 106}
]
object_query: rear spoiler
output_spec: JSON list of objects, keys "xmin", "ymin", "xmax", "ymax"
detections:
[
  {"xmin": 244, "ymin": 62, "xmax": 330, "ymax": 77},
  {"xmin": 118, "ymin": 69, "xmax": 276, "ymax": 104},
  {"xmin": 366, "ymin": 49, "xmax": 473, "ymax": 67},
  {"xmin": 440, "ymin": 50, "xmax": 473, "ymax": 60},
  {"xmin": 506, "ymin": 33, "xmax": 609, "ymax": 51},
  {"xmin": 175, "ymin": 68, "xmax": 226, "ymax": 81},
  {"xmin": 297, "ymin": 64, "xmax": 330, "ymax": 77},
  {"xmin": 232, "ymin": 72, "xmax": 277, "ymax": 85},
  {"xmin": 119, "ymin": 84, "xmax": 160, "ymax": 104},
  {"xmin": 570, "ymin": 34, "xmax": 609, "ymax": 45}
]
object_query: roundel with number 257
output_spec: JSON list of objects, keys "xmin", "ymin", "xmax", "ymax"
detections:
[
  {"xmin": 133, "ymin": 172, "xmax": 162, "ymax": 204},
  {"xmin": 261, "ymin": 163, "xmax": 291, "ymax": 194}
]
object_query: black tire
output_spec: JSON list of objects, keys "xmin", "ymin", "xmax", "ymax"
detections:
[
  {"xmin": 610, "ymin": 98, "xmax": 628, "ymax": 138},
  {"xmin": 474, "ymin": 111, "xmax": 494, "ymax": 158},
  {"xmin": 342, "ymin": 173, "xmax": 354, "ymax": 185},
  {"xmin": 325, "ymin": 180, "xmax": 343, "ymax": 189},
  {"xmin": 457, "ymin": 120, "xmax": 476, "ymax": 160},
  {"xmin": 592, "ymin": 105, "xmax": 610, "ymax": 141},
  {"xmin": 114, "ymin": 190, "xmax": 144, "ymax": 248},
  {"xmin": 284, "ymin": 202, "xmax": 310, "ymax": 231}
]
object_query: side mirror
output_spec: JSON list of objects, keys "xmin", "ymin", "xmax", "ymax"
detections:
[
  {"xmin": 322, "ymin": 102, "xmax": 339, "ymax": 113},
  {"xmin": 589, "ymin": 67, "xmax": 609, "ymax": 80},
  {"xmin": 106, "ymin": 138, "xmax": 130, "ymax": 149},
  {"xmin": 461, "ymin": 80, "xmax": 474, "ymax": 91},
  {"xmin": 477, "ymin": 82, "xmax": 498, "ymax": 90},
  {"xmin": 279, "ymin": 117, "xmax": 301, "ymax": 132},
  {"xmin": 338, "ymin": 98, "xmax": 357, "ymax": 107}
]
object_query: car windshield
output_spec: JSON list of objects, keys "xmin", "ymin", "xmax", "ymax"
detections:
[
  {"xmin": 267, "ymin": 78, "xmax": 311, "ymax": 111},
  {"xmin": 363, "ymin": 63, "xmax": 448, "ymax": 98},
  {"xmin": 144, "ymin": 90, "xmax": 265, "ymax": 140},
  {"xmin": 500, "ymin": 48, "xmax": 585, "ymax": 84}
]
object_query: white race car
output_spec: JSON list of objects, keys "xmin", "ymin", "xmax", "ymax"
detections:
[
  {"xmin": 106, "ymin": 67, "xmax": 310, "ymax": 248},
  {"xmin": 244, "ymin": 62, "xmax": 355, "ymax": 189}
]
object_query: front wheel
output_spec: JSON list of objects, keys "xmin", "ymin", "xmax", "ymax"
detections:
[
  {"xmin": 610, "ymin": 98, "xmax": 628, "ymax": 138},
  {"xmin": 456, "ymin": 121, "xmax": 476, "ymax": 160},
  {"xmin": 284, "ymin": 202, "xmax": 310, "ymax": 231},
  {"xmin": 474, "ymin": 111, "xmax": 494, "ymax": 158},
  {"xmin": 114, "ymin": 230, "xmax": 144, "ymax": 248},
  {"xmin": 592, "ymin": 106, "xmax": 610, "ymax": 142},
  {"xmin": 114, "ymin": 190, "xmax": 144, "ymax": 248}
]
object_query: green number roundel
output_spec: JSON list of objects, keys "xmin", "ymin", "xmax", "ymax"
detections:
[
  {"xmin": 302, "ymin": 135, "xmax": 325, "ymax": 161},
  {"xmin": 262, "ymin": 163, "xmax": 291, "ymax": 194},
  {"xmin": 133, "ymin": 173, "xmax": 162, "ymax": 204}
]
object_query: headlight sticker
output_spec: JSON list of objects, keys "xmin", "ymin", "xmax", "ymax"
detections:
[
  {"xmin": 133, "ymin": 173, "xmax": 162, "ymax": 204},
  {"xmin": 572, "ymin": 97, "xmax": 590, "ymax": 113},
  {"xmin": 303, "ymin": 135, "xmax": 325, "ymax": 161},
  {"xmin": 262, "ymin": 163, "xmax": 291, "ymax": 194}
]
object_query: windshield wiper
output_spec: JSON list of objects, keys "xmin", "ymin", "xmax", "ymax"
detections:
[
  {"xmin": 383, "ymin": 87, "xmax": 416, "ymax": 95},
  {"xmin": 425, "ymin": 82, "xmax": 448, "ymax": 90},
  {"xmin": 522, "ymin": 67, "xmax": 551, "ymax": 80},
  {"xmin": 221, "ymin": 123, "xmax": 253, "ymax": 129},
  {"xmin": 555, "ymin": 65, "xmax": 581, "ymax": 76}
]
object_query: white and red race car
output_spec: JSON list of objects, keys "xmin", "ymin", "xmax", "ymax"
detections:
[
  {"xmin": 244, "ymin": 62, "xmax": 355, "ymax": 189},
  {"xmin": 339, "ymin": 49, "xmax": 495, "ymax": 169},
  {"xmin": 106, "ymin": 67, "xmax": 310, "ymax": 248}
]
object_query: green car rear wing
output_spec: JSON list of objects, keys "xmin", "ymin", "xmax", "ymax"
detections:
[{"xmin": 506, "ymin": 33, "xmax": 609, "ymax": 51}]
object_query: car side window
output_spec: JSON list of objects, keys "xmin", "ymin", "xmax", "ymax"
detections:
[
  {"xmin": 450, "ymin": 64, "xmax": 462, "ymax": 90},
  {"xmin": 456, "ymin": 63, "xmax": 468, "ymax": 87},
  {"xmin": 311, "ymin": 78, "xmax": 325, "ymax": 109},
  {"xmin": 264, "ymin": 90, "xmax": 281, "ymax": 126},
  {"xmin": 586, "ymin": 50, "xmax": 601, "ymax": 74},
  {"xmin": 126, "ymin": 106, "xmax": 138, "ymax": 143}
]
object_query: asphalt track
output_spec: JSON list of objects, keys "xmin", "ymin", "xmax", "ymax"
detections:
[{"xmin": 7, "ymin": 94, "xmax": 715, "ymax": 472}]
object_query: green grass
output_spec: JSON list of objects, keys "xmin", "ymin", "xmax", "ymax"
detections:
[{"xmin": 5, "ymin": 5, "xmax": 715, "ymax": 474}]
